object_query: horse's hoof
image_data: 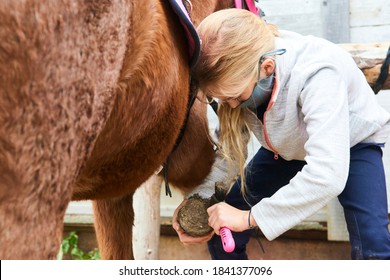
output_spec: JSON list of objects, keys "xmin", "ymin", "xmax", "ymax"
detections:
[{"xmin": 178, "ymin": 194, "xmax": 213, "ymax": 236}]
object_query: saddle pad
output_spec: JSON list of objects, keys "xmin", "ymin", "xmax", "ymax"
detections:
[
  {"xmin": 234, "ymin": 0, "xmax": 259, "ymax": 14},
  {"xmin": 167, "ymin": 0, "xmax": 200, "ymax": 68}
]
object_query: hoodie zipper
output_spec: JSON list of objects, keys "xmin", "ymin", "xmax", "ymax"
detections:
[
  {"xmin": 262, "ymin": 71, "xmax": 280, "ymax": 160},
  {"xmin": 263, "ymin": 111, "xmax": 279, "ymax": 160}
]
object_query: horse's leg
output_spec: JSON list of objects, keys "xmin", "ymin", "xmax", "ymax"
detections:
[
  {"xmin": 0, "ymin": 121, "xmax": 74, "ymax": 259},
  {"xmin": 93, "ymin": 175, "xmax": 163, "ymax": 260},
  {"xmin": 93, "ymin": 193, "xmax": 136, "ymax": 260},
  {"xmin": 0, "ymin": 174, "xmax": 73, "ymax": 259}
]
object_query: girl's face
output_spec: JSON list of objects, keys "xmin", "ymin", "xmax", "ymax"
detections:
[
  {"xmin": 221, "ymin": 80, "xmax": 257, "ymax": 109},
  {"xmin": 217, "ymin": 58, "xmax": 275, "ymax": 109}
]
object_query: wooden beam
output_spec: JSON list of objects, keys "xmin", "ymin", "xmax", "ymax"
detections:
[
  {"xmin": 133, "ymin": 175, "xmax": 163, "ymax": 260},
  {"xmin": 339, "ymin": 42, "xmax": 390, "ymax": 91},
  {"xmin": 322, "ymin": 0, "xmax": 350, "ymax": 43}
]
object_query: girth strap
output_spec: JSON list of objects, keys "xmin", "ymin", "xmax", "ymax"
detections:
[{"xmin": 163, "ymin": 77, "xmax": 197, "ymax": 197}]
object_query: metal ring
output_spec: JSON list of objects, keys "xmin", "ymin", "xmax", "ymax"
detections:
[{"xmin": 183, "ymin": 0, "xmax": 193, "ymax": 14}]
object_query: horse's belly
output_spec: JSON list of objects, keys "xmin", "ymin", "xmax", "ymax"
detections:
[{"xmin": 0, "ymin": 0, "xmax": 131, "ymax": 200}]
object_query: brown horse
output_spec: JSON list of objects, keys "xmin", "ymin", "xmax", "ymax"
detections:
[{"xmin": 0, "ymin": 0, "xmax": 257, "ymax": 259}]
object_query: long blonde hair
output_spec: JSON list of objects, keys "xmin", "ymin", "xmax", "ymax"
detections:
[{"xmin": 192, "ymin": 9, "xmax": 279, "ymax": 198}]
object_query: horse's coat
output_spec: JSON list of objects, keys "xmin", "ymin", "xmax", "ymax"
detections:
[{"xmin": 0, "ymin": 0, "xmax": 252, "ymax": 259}]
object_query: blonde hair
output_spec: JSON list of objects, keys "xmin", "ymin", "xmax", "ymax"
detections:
[{"xmin": 192, "ymin": 9, "xmax": 279, "ymax": 199}]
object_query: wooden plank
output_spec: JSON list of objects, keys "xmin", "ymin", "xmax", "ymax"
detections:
[
  {"xmin": 261, "ymin": 0, "xmax": 323, "ymax": 37},
  {"xmin": 350, "ymin": 0, "xmax": 390, "ymax": 27},
  {"xmin": 350, "ymin": 25, "xmax": 390, "ymax": 43},
  {"xmin": 321, "ymin": 0, "xmax": 350, "ymax": 43},
  {"xmin": 340, "ymin": 42, "xmax": 389, "ymax": 68},
  {"xmin": 260, "ymin": 0, "xmax": 321, "ymax": 17},
  {"xmin": 339, "ymin": 42, "xmax": 390, "ymax": 90},
  {"xmin": 327, "ymin": 198, "xmax": 349, "ymax": 241}
]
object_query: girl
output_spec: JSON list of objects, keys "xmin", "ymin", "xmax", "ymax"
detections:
[{"xmin": 173, "ymin": 8, "xmax": 390, "ymax": 260}]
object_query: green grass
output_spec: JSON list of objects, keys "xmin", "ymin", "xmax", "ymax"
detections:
[{"xmin": 57, "ymin": 231, "xmax": 100, "ymax": 260}]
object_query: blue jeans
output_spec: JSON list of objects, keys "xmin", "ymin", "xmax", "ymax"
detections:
[{"xmin": 208, "ymin": 144, "xmax": 390, "ymax": 259}]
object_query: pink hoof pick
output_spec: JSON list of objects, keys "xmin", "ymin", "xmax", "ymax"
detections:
[
  {"xmin": 210, "ymin": 182, "xmax": 236, "ymax": 253},
  {"xmin": 220, "ymin": 227, "xmax": 235, "ymax": 253}
]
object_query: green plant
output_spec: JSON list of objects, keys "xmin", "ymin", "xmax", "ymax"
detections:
[{"xmin": 57, "ymin": 231, "xmax": 100, "ymax": 260}]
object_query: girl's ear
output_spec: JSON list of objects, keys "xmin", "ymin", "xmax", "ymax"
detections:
[{"xmin": 261, "ymin": 58, "xmax": 275, "ymax": 76}]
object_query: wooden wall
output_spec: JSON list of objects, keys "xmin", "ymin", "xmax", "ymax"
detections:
[
  {"xmin": 349, "ymin": 0, "xmax": 390, "ymax": 43},
  {"xmin": 260, "ymin": 0, "xmax": 390, "ymax": 43}
]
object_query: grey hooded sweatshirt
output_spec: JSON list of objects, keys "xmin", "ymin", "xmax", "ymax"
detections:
[{"xmin": 246, "ymin": 30, "xmax": 390, "ymax": 240}]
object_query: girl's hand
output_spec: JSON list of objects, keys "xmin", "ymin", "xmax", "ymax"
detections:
[
  {"xmin": 207, "ymin": 202, "xmax": 254, "ymax": 234},
  {"xmin": 172, "ymin": 199, "xmax": 214, "ymax": 244}
]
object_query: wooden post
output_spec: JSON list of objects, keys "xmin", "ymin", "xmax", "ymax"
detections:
[
  {"xmin": 322, "ymin": 0, "xmax": 350, "ymax": 43},
  {"xmin": 327, "ymin": 198, "xmax": 349, "ymax": 241},
  {"xmin": 340, "ymin": 42, "xmax": 390, "ymax": 90},
  {"xmin": 133, "ymin": 175, "xmax": 163, "ymax": 260}
]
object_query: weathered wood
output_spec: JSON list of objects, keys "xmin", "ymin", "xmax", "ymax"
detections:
[
  {"xmin": 261, "ymin": 0, "xmax": 323, "ymax": 37},
  {"xmin": 349, "ymin": 0, "xmax": 390, "ymax": 28},
  {"xmin": 349, "ymin": 0, "xmax": 390, "ymax": 43},
  {"xmin": 321, "ymin": 0, "xmax": 350, "ymax": 43},
  {"xmin": 327, "ymin": 198, "xmax": 348, "ymax": 241},
  {"xmin": 340, "ymin": 42, "xmax": 390, "ymax": 90},
  {"xmin": 133, "ymin": 175, "xmax": 163, "ymax": 260}
]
